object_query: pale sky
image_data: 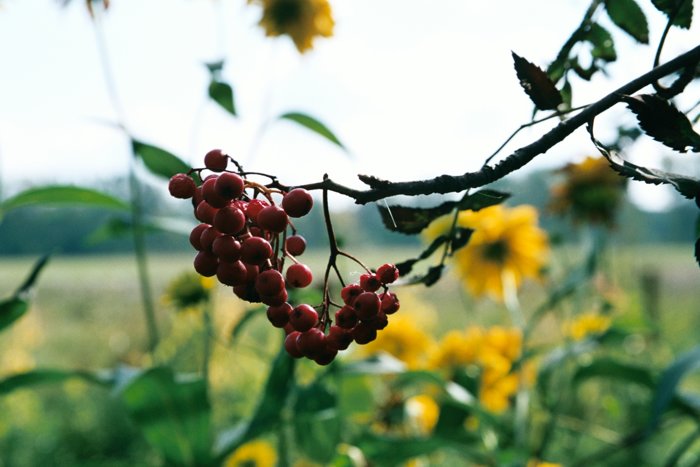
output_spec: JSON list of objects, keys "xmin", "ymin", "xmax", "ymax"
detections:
[{"xmin": 0, "ymin": 0, "xmax": 697, "ymax": 209}]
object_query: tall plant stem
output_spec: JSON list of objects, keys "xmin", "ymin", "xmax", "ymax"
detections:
[{"xmin": 93, "ymin": 10, "xmax": 159, "ymax": 352}]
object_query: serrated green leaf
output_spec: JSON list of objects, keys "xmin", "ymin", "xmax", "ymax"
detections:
[
  {"xmin": 119, "ymin": 366, "xmax": 212, "ymax": 466},
  {"xmin": 0, "ymin": 297, "xmax": 28, "ymax": 333},
  {"xmin": 214, "ymin": 345, "xmax": 295, "ymax": 462},
  {"xmin": 573, "ymin": 358, "xmax": 655, "ymax": 388},
  {"xmin": 584, "ymin": 23, "xmax": 617, "ymax": 62},
  {"xmin": 0, "ymin": 186, "xmax": 128, "ymax": 217},
  {"xmin": 0, "ymin": 368, "xmax": 111, "ymax": 395},
  {"xmin": 604, "ymin": 0, "xmax": 650, "ymax": 43},
  {"xmin": 512, "ymin": 52, "xmax": 563, "ymax": 110},
  {"xmin": 624, "ymin": 94, "xmax": 700, "ymax": 153},
  {"xmin": 588, "ymin": 124, "xmax": 700, "ymax": 199},
  {"xmin": 208, "ymin": 80, "xmax": 236, "ymax": 116},
  {"xmin": 651, "ymin": 0, "xmax": 693, "ymax": 28},
  {"xmin": 279, "ymin": 112, "xmax": 346, "ymax": 150},
  {"xmin": 458, "ymin": 189, "xmax": 511, "ymax": 212},
  {"xmin": 648, "ymin": 346, "xmax": 700, "ymax": 432},
  {"xmin": 132, "ymin": 140, "xmax": 192, "ymax": 180},
  {"xmin": 377, "ymin": 202, "xmax": 454, "ymax": 235}
]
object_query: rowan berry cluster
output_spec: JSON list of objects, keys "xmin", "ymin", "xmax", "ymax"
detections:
[{"xmin": 168, "ymin": 149, "xmax": 401, "ymax": 365}]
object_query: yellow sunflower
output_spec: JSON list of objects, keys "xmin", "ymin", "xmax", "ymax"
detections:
[
  {"xmin": 565, "ymin": 311, "xmax": 612, "ymax": 341},
  {"xmin": 361, "ymin": 315, "xmax": 435, "ymax": 369},
  {"xmin": 425, "ymin": 205, "xmax": 549, "ymax": 301},
  {"xmin": 225, "ymin": 439, "xmax": 277, "ymax": 467},
  {"xmin": 249, "ymin": 0, "xmax": 334, "ymax": 53},
  {"xmin": 549, "ymin": 155, "xmax": 626, "ymax": 226},
  {"xmin": 162, "ymin": 271, "xmax": 214, "ymax": 312}
]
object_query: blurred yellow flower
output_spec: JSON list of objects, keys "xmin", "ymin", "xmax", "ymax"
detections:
[
  {"xmin": 566, "ymin": 312, "xmax": 612, "ymax": 341},
  {"xmin": 361, "ymin": 315, "xmax": 435, "ymax": 369},
  {"xmin": 429, "ymin": 325, "xmax": 528, "ymax": 413},
  {"xmin": 424, "ymin": 205, "xmax": 549, "ymax": 301},
  {"xmin": 527, "ymin": 460, "xmax": 562, "ymax": 467},
  {"xmin": 549, "ymin": 155, "xmax": 626, "ymax": 226},
  {"xmin": 225, "ymin": 439, "xmax": 277, "ymax": 467},
  {"xmin": 405, "ymin": 394, "xmax": 440, "ymax": 435},
  {"xmin": 250, "ymin": 0, "xmax": 334, "ymax": 53},
  {"xmin": 428, "ymin": 327, "xmax": 483, "ymax": 369},
  {"xmin": 162, "ymin": 271, "xmax": 213, "ymax": 311}
]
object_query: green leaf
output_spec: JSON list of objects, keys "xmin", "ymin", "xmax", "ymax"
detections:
[
  {"xmin": 0, "ymin": 298, "xmax": 28, "ymax": 333},
  {"xmin": 0, "ymin": 186, "xmax": 128, "ymax": 216},
  {"xmin": 132, "ymin": 140, "xmax": 192, "ymax": 180},
  {"xmin": 293, "ymin": 382, "xmax": 340, "ymax": 463},
  {"xmin": 512, "ymin": 52, "xmax": 563, "ymax": 111},
  {"xmin": 584, "ymin": 23, "xmax": 617, "ymax": 62},
  {"xmin": 279, "ymin": 112, "xmax": 346, "ymax": 150},
  {"xmin": 339, "ymin": 354, "xmax": 407, "ymax": 375},
  {"xmin": 588, "ymin": 124, "xmax": 700, "ymax": 199},
  {"xmin": 377, "ymin": 189, "xmax": 509, "ymax": 235},
  {"xmin": 651, "ymin": 0, "xmax": 693, "ymax": 28},
  {"xmin": 624, "ymin": 94, "xmax": 700, "ymax": 153},
  {"xmin": 119, "ymin": 367, "xmax": 212, "ymax": 466},
  {"xmin": 356, "ymin": 432, "xmax": 483, "ymax": 465},
  {"xmin": 229, "ymin": 306, "xmax": 265, "ymax": 341},
  {"xmin": 214, "ymin": 345, "xmax": 296, "ymax": 461},
  {"xmin": 648, "ymin": 346, "xmax": 700, "ymax": 431},
  {"xmin": 208, "ymin": 80, "xmax": 237, "ymax": 116},
  {"xmin": 604, "ymin": 0, "xmax": 650, "ymax": 43},
  {"xmin": 0, "ymin": 368, "xmax": 112, "ymax": 395},
  {"xmin": 573, "ymin": 358, "xmax": 655, "ymax": 388},
  {"xmin": 0, "ymin": 255, "xmax": 50, "ymax": 332}
]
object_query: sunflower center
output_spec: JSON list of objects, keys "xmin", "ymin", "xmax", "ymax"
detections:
[
  {"xmin": 482, "ymin": 240, "xmax": 509, "ymax": 264},
  {"xmin": 270, "ymin": 0, "xmax": 303, "ymax": 27}
]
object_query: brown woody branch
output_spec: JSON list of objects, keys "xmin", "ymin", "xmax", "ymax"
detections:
[{"xmin": 296, "ymin": 44, "xmax": 700, "ymax": 205}]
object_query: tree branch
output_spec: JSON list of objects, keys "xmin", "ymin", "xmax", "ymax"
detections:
[{"xmin": 297, "ymin": 44, "xmax": 700, "ymax": 205}]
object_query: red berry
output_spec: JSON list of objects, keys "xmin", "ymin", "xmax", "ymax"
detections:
[
  {"xmin": 367, "ymin": 310, "xmax": 388, "ymax": 330},
  {"xmin": 204, "ymin": 149, "xmax": 228, "ymax": 172},
  {"xmin": 284, "ymin": 331, "xmax": 304, "ymax": 358},
  {"xmin": 233, "ymin": 283, "xmax": 260, "ymax": 303},
  {"xmin": 297, "ymin": 328, "xmax": 326, "ymax": 357},
  {"xmin": 380, "ymin": 292, "xmax": 400, "ymax": 314},
  {"xmin": 335, "ymin": 305, "xmax": 358, "ymax": 329},
  {"xmin": 266, "ymin": 302, "xmax": 292, "ymax": 328},
  {"xmin": 352, "ymin": 322, "xmax": 377, "ymax": 344},
  {"xmin": 213, "ymin": 205, "xmax": 247, "ymax": 235},
  {"xmin": 285, "ymin": 235, "xmax": 306, "ymax": 256},
  {"xmin": 202, "ymin": 177, "xmax": 229, "ymax": 208},
  {"xmin": 245, "ymin": 199, "xmax": 269, "ymax": 222},
  {"xmin": 195, "ymin": 201, "xmax": 218, "ymax": 225},
  {"xmin": 255, "ymin": 269, "xmax": 285, "ymax": 296},
  {"xmin": 257, "ymin": 205, "xmax": 289, "ymax": 233},
  {"xmin": 194, "ymin": 251, "xmax": 218, "ymax": 277},
  {"xmin": 341, "ymin": 284, "xmax": 363, "ymax": 305},
  {"xmin": 285, "ymin": 263, "xmax": 313, "ymax": 288},
  {"xmin": 260, "ymin": 288, "xmax": 288, "ymax": 307},
  {"xmin": 212, "ymin": 235, "xmax": 241, "ymax": 261},
  {"xmin": 359, "ymin": 273, "xmax": 382, "ymax": 292},
  {"xmin": 189, "ymin": 223, "xmax": 209, "ymax": 251},
  {"xmin": 200, "ymin": 226, "xmax": 222, "ymax": 253},
  {"xmin": 326, "ymin": 325, "xmax": 353, "ymax": 351},
  {"xmin": 289, "ymin": 304, "xmax": 318, "ymax": 332},
  {"xmin": 214, "ymin": 172, "xmax": 244, "ymax": 199},
  {"xmin": 353, "ymin": 292, "xmax": 380, "ymax": 320},
  {"xmin": 282, "ymin": 188, "xmax": 313, "ymax": 218},
  {"xmin": 376, "ymin": 263, "xmax": 399, "ymax": 285},
  {"xmin": 216, "ymin": 260, "xmax": 247, "ymax": 286},
  {"xmin": 240, "ymin": 237, "xmax": 273, "ymax": 265},
  {"xmin": 314, "ymin": 346, "xmax": 338, "ymax": 365},
  {"xmin": 168, "ymin": 173, "xmax": 196, "ymax": 199},
  {"xmin": 191, "ymin": 186, "xmax": 204, "ymax": 209}
]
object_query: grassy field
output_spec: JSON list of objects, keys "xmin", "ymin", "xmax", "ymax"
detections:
[{"xmin": 0, "ymin": 244, "xmax": 698, "ymax": 465}]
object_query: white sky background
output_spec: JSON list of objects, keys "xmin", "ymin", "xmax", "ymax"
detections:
[{"xmin": 0, "ymin": 0, "xmax": 698, "ymax": 209}]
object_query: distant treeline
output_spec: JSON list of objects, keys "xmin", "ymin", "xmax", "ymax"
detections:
[{"xmin": 0, "ymin": 172, "xmax": 696, "ymax": 256}]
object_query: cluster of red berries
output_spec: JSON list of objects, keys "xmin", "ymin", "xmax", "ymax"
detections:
[{"xmin": 169, "ymin": 149, "xmax": 400, "ymax": 365}]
